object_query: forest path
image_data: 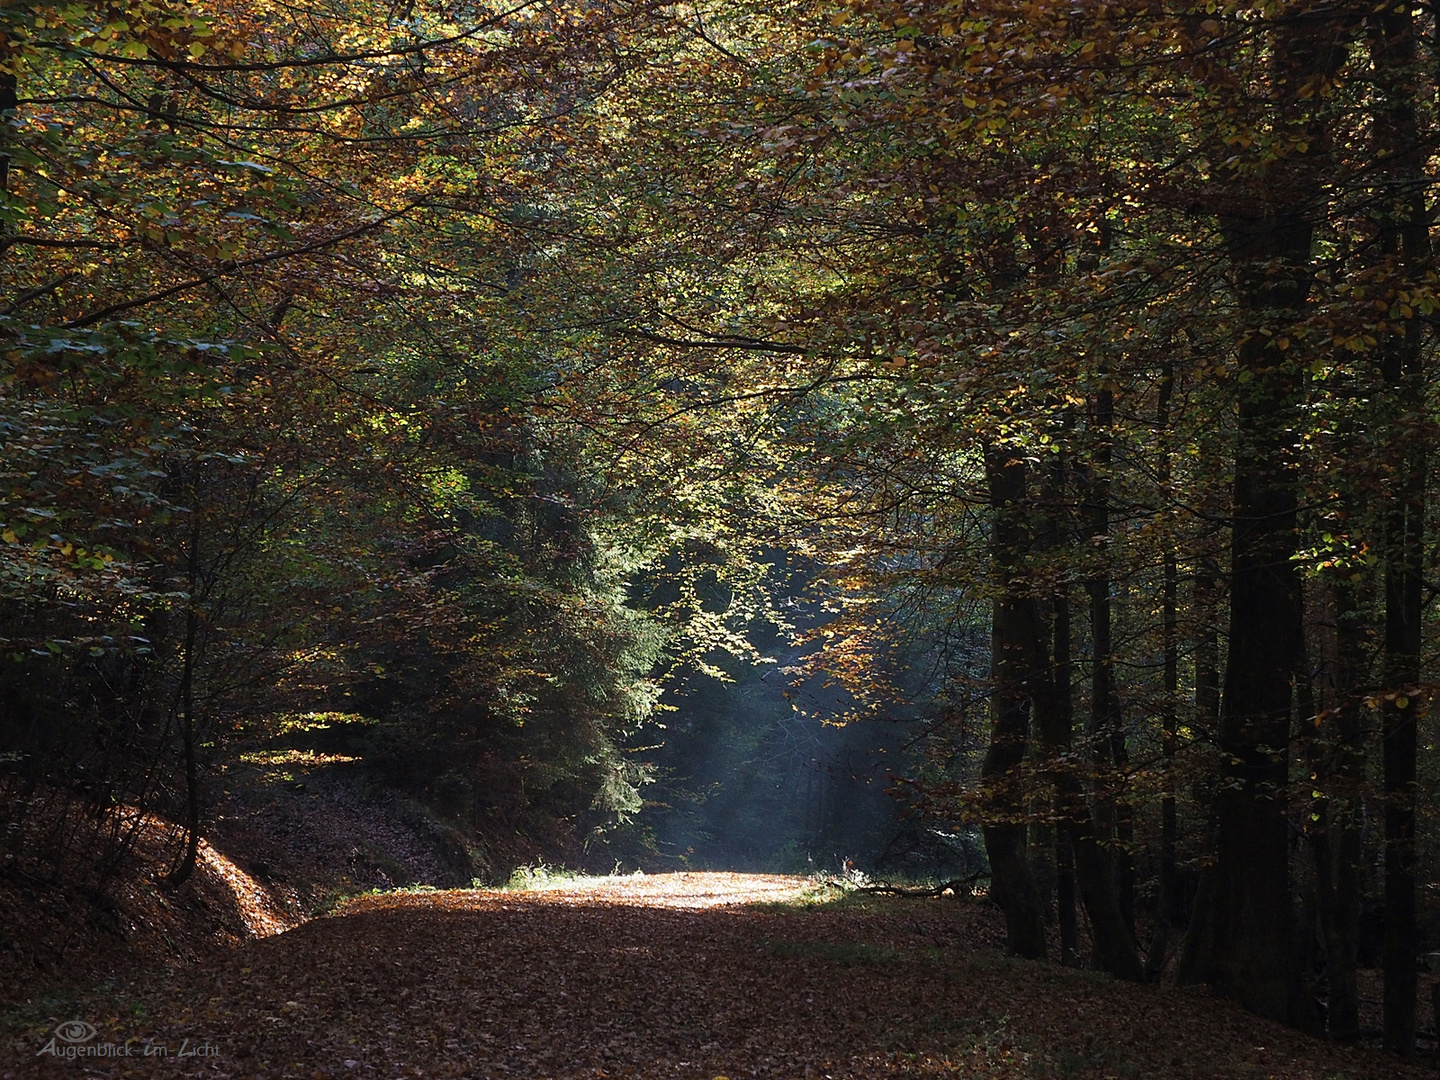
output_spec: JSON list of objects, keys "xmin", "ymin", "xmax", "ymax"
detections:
[{"xmin": 8, "ymin": 873, "xmax": 1426, "ymax": 1080}]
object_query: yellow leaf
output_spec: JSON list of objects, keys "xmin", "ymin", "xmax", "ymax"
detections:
[
  {"xmin": 1, "ymin": 529, "xmax": 15, "ymax": 544},
  {"xmin": 1395, "ymin": 696, "xmax": 1409, "ymax": 709}
]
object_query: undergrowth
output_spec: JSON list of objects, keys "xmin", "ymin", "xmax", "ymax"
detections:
[{"xmin": 502, "ymin": 863, "xmax": 634, "ymax": 890}]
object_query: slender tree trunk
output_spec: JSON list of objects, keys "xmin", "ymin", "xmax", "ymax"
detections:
[
  {"xmin": 1371, "ymin": 10, "xmax": 1429, "ymax": 1055},
  {"xmin": 1140, "ymin": 363, "xmax": 1180, "ymax": 981},
  {"xmin": 164, "ymin": 515, "xmax": 203, "ymax": 888},
  {"xmin": 1033, "ymin": 444, "xmax": 1142, "ymax": 981},
  {"xmin": 0, "ymin": 66, "xmax": 14, "ymax": 197},
  {"xmin": 1157, "ymin": 362, "xmax": 1180, "ymax": 929},
  {"xmin": 166, "ymin": 606, "xmax": 202, "ymax": 887},
  {"xmin": 1055, "ymin": 816, "xmax": 1080, "ymax": 966},
  {"xmin": 1085, "ymin": 386, "xmax": 1134, "ymax": 939},
  {"xmin": 1314, "ymin": 576, "xmax": 1365, "ymax": 1039},
  {"xmin": 0, "ymin": 47, "xmax": 16, "ymax": 266},
  {"xmin": 1305, "ymin": 350, "xmax": 1367, "ymax": 1040},
  {"xmin": 1042, "ymin": 448, "xmax": 1081, "ymax": 966},
  {"xmin": 1381, "ymin": 551, "xmax": 1421, "ymax": 1054},
  {"xmin": 1194, "ymin": 561, "xmax": 1220, "ymax": 741},
  {"xmin": 1053, "ymin": 582, "xmax": 1080, "ymax": 968},
  {"xmin": 981, "ymin": 443, "xmax": 1047, "ymax": 960}
]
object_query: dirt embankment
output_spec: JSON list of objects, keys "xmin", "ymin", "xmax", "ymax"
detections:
[{"xmin": 0, "ymin": 755, "xmax": 487, "ymax": 1012}]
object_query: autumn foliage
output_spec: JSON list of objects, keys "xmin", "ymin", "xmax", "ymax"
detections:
[{"xmin": 4, "ymin": 0, "xmax": 1440, "ymax": 1063}]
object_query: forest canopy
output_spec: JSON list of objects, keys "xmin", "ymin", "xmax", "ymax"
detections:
[{"xmin": 3, "ymin": 0, "xmax": 1440, "ymax": 1059}]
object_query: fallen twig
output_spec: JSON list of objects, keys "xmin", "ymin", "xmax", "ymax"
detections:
[{"xmin": 856, "ymin": 872, "xmax": 987, "ymax": 897}]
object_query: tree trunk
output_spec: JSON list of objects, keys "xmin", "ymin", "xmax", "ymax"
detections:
[
  {"xmin": 1084, "ymin": 386, "xmax": 1134, "ymax": 940},
  {"xmin": 1052, "ymin": 581, "xmax": 1080, "ymax": 968},
  {"xmin": 164, "ymin": 515, "xmax": 204, "ymax": 889},
  {"xmin": 1033, "ymin": 444, "xmax": 1142, "ymax": 981},
  {"xmin": 1157, "ymin": 362, "xmax": 1180, "ymax": 930},
  {"xmin": 1319, "ymin": 574, "xmax": 1366, "ymax": 1038},
  {"xmin": 1371, "ymin": 10, "xmax": 1429, "ymax": 1055},
  {"xmin": 1178, "ymin": 205, "xmax": 1314, "ymax": 1028},
  {"xmin": 1194, "ymin": 561, "xmax": 1220, "ymax": 741},
  {"xmin": 0, "ymin": 66, "xmax": 14, "ymax": 196},
  {"xmin": 981, "ymin": 443, "xmax": 1047, "ymax": 960},
  {"xmin": 1177, "ymin": 10, "xmax": 1341, "ymax": 1027}
]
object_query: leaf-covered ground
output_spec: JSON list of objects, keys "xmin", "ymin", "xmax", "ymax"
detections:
[{"xmin": 4, "ymin": 873, "xmax": 1429, "ymax": 1080}]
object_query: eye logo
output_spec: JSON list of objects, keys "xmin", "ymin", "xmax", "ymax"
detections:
[{"xmin": 54, "ymin": 1020, "xmax": 97, "ymax": 1044}]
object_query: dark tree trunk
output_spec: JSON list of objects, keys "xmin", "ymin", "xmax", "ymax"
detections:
[
  {"xmin": 1084, "ymin": 386, "xmax": 1134, "ymax": 940},
  {"xmin": 1177, "ymin": 10, "xmax": 1341, "ymax": 1027},
  {"xmin": 0, "ymin": 60, "xmax": 15, "ymax": 265},
  {"xmin": 1143, "ymin": 363, "xmax": 1180, "ymax": 980},
  {"xmin": 1313, "ymin": 575, "xmax": 1365, "ymax": 1039},
  {"xmin": 165, "ymin": 606, "xmax": 202, "ymax": 888},
  {"xmin": 0, "ymin": 68, "xmax": 14, "ymax": 196},
  {"xmin": 1304, "ymin": 332, "xmax": 1368, "ymax": 1040},
  {"xmin": 981, "ymin": 443, "xmax": 1047, "ymax": 960},
  {"xmin": 1053, "ymin": 584, "xmax": 1080, "ymax": 968},
  {"xmin": 1157, "ymin": 362, "xmax": 1180, "ymax": 930},
  {"xmin": 1194, "ymin": 562, "xmax": 1221, "ymax": 741},
  {"xmin": 1055, "ymin": 818, "xmax": 1080, "ymax": 967},
  {"xmin": 1033, "ymin": 444, "xmax": 1142, "ymax": 982},
  {"xmin": 1371, "ymin": 10, "xmax": 1429, "ymax": 1055},
  {"xmin": 1178, "ymin": 205, "xmax": 1314, "ymax": 1028},
  {"xmin": 164, "ymin": 517, "xmax": 204, "ymax": 889}
]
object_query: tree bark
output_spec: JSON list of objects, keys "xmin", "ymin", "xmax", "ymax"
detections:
[
  {"xmin": 1157, "ymin": 362, "xmax": 1180, "ymax": 930},
  {"xmin": 1177, "ymin": 11, "xmax": 1339, "ymax": 1028},
  {"xmin": 1313, "ymin": 575, "xmax": 1365, "ymax": 1039},
  {"xmin": 164, "ymin": 513, "xmax": 204, "ymax": 889},
  {"xmin": 1033, "ymin": 445, "xmax": 1143, "ymax": 981},
  {"xmin": 1371, "ymin": 9, "xmax": 1429, "ymax": 1055},
  {"xmin": 981, "ymin": 443, "xmax": 1047, "ymax": 960},
  {"xmin": 1052, "ymin": 578, "xmax": 1080, "ymax": 968},
  {"xmin": 1303, "ymin": 354, "xmax": 1367, "ymax": 1041},
  {"xmin": 0, "ymin": 67, "xmax": 14, "ymax": 196},
  {"xmin": 1178, "ymin": 206, "xmax": 1314, "ymax": 1028},
  {"xmin": 1084, "ymin": 386, "xmax": 1134, "ymax": 939}
]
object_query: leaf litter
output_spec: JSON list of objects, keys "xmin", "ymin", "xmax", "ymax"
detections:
[{"xmin": 4, "ymin": 872, "xmax": 1427, "ymax": 1080}]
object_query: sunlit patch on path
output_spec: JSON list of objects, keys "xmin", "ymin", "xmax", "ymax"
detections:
[{"xmin": 348, "ymin": 871, "xmax": 815, "ymax": 914}]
